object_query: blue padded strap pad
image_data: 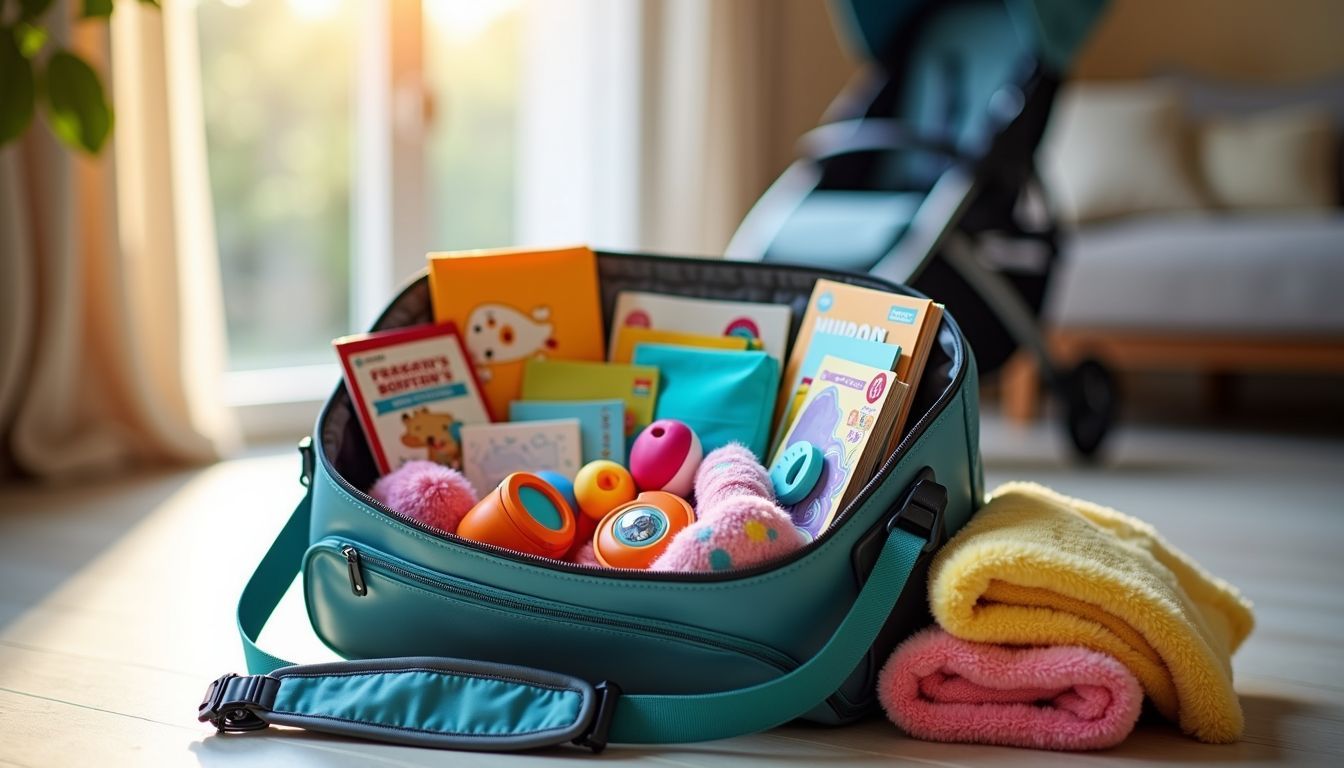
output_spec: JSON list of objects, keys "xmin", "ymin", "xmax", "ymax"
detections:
[{"xmin": 263, "ymin": 657, "xmax": 596, "ymax": 751}]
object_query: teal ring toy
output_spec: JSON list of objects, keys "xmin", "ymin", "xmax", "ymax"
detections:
[{"xmin": 770, "ymin": 441, "xmax": 824, "ymax": 505}]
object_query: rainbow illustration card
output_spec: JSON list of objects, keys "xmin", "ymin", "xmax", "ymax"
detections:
[
  {"xmin": 610, "ymin": 291, "xmax": 791, "ymax": 363},
  {"xmin": 771, "ymin": 355, "xmax": 908, "ymax": 538}
]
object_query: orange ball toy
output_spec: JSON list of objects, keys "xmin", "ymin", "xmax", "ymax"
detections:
[{"xmin": 594, "ymin": 491, "xmax": 696, "ymax": 569}]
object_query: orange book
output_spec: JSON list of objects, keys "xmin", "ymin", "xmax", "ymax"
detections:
[
  {"xmin": 428, "ymin": 245, "xmax": 605, "ymax": 417},
  {"xmin": 781, "ymin": 279, "xmax": 943, "ymax": 442}
]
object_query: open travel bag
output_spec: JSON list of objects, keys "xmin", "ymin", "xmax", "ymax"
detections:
[{"xmin": 199, "ymin": 252, "xmax": 985, "ymax": 752}]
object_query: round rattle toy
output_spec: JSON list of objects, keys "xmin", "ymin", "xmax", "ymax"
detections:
[
  {"xmin": 629, "ymin": 419, "xmax": 702, "ymax": 497},
  {"xmin": 573, "ymin": 460, "xmax": 637, "ymax": 522},
  {"xmin": 769, "ymin": 441, "xmax": 824, "ymax": 505},
  {"xmin": 594, "ymin": 491, "xmax": 696, "ymax": 569},
  {"xmin": 456, "ymin": 472, "xmax": 575, "ymax": 559}
]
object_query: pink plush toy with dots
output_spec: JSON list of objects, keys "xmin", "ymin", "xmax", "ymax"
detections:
[
  {"xmin": 652, "ymin": 443, "xmax": 806, "ymax": 572},
  {"xmin": 370, "ymin": 460, "xmax": 479, "ymax": 535}
]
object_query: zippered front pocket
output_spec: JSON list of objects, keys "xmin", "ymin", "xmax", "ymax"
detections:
[{"xmin": 304, "ymin": 538, "xmax": 800, "ymax": 696}]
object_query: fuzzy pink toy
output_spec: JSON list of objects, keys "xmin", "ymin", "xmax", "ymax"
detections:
[
  {"xmin": 877, "ymin": 627, "xmax": 1144, "ymax": 751},
  {"xmin": 568, "ymin": 542, "xmax": 601, "ymax": 567},
  {"xmin": 651, "ymin": 443, "xmax": 805, "ymax": 572},
  {"xmin": 691, "ymin": 442, "xmax": 774, "ymax": 509},
  {"xmin": 370, "ymin": 460, "xmax": 478, "ymax": 535}
]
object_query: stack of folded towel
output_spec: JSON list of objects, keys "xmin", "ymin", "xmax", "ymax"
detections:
[{"xmin": 878, "ymin": 481, "xmax": 1255, "ymax": 751}]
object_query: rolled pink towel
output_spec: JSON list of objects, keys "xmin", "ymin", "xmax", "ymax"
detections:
[{"xmin": 878, "ymin": 627, "xmax": 1143, "ymax": 751}]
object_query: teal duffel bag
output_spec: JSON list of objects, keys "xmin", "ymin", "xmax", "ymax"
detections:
[{"xmin": 200, "ymin": 252, "xmax": 984, "ymax": 752}]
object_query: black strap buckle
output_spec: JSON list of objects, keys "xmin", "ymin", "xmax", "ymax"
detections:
[
  {"xmin": 298, "ymin": 436, "xmax": 315, "ymax": 488},
  {"xmin": 198, "ymin": 673, "xmax": 278, "ymax": 733},
  {"xmin": 887, "ymin": 471, "xmax": 948, "ymax": 553},
  {"xmin": 572, "ymin": 681, "xmax": 621, "ymax": 754}
]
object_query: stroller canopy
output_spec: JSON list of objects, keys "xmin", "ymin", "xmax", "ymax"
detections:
[{"xmin": 832, "ymin": 0, "xmax": 1107, "ymax": 74}]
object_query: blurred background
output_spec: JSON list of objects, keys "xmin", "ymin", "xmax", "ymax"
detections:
[{"xmin": 1, "ymin": 0, "xmax": 1342, "ymax": 475}]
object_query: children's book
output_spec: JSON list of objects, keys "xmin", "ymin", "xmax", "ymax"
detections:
[
  {"xmin": 427, "ymin": 245, "xmax": 605, "ymax": 419},
  {"xmin": 459, "ymin": 418, "xmax": 582, "ymax": 494},
  {"xmin": 609, "ymin": 327, "xmax": 751, "ymax": 364},
  {"xmin": 521, "ymin": 359, "xmax": 659, "ymax": 440},
  {"xmin": 772, "ymin": 332, "xmax": 902, "ymax": 456},
  {"xmin": 780, "ymin": 279, "xmax": 942, "ymax": 444},
  {"xmin": 509, "ymin": 399, "xmax": 626, "ymax": 465},
  {"xmin": 334, "ymin": 322, "xmax": 492, "ymax": 475},
  {"xmin": 771, "ymin": 354, "xmax": 908, "ymax": 539},
  {"xmin": 610, "ymin": 291, "xmax": 792, "ymax": 363}
]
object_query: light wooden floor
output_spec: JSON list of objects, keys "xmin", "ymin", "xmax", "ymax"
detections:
[{"xmin": 2, "ymin": 413, "xmax": 1342, "ymax": 766}]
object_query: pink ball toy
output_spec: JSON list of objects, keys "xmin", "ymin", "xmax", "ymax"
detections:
[
  {"xmin": 370, "ymin": 460, "xmax": 478, "ymax": 535},
  {"xmin": 629, "ymin": 419, "xmax": 702, "ymax": 497},
  {"xmin": 694, "ymin": 443, "xmax": 775, "ymax": 509},
  {"xmin": 651, "ymin": 495, "xmax": 806, "ymax": 572}
]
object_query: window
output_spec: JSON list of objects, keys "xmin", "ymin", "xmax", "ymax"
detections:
[{"xmin": 198, "ymin": 0, "xmax": 637, "ymax": 428}]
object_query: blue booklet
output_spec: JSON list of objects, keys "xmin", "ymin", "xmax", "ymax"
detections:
[{"xmin": 509, "ymin": 399, "xmax": 626, "ymax": 464}]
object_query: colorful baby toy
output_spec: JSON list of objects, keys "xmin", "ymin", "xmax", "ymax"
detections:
[
  {"xmin": 369, "ymin": 460, "xmax": 478, "ymax": 535},
  {"xmin": 573, "ymin": 460, "xmax": 637, "ymax": 522},
  {"xmin": 629, "ymin": 419, "xmax": 702, "ymax": 497},
  {"xmin": 593, "ymin": 491, "xmax": 696, "ymax": 569},
  {"xmin": 769, "ymin": 441, "xmax": 824, "ymax": 505},
  {"xmin": 653, "ymin": 443, "xmax": 807, "ymax": 572},
  {"xmin": 456, "ymin": 472, "xmax": 576, "ymax": 559}
]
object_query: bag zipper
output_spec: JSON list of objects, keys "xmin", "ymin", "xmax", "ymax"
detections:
[
  {"xmin": 330, "ymin": 541, "xmax": 795, "ymax": 674},
  {"xmin": 315, "ymin": 256, "xmax": 969, "ymax": 582}
]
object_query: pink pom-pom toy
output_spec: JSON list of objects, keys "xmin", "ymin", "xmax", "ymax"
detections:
[
  {"xmin": 651, "ymin": 443, "xmax": 806, "ymax": 572},
  {"xmin": 370, "ymin": 460, "xmax": 478, "ymax": 535}
]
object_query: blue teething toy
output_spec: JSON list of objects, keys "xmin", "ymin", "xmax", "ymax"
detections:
[{"xmin": 769, "ymin": 441, "xmax": 823, "ymax": 505}]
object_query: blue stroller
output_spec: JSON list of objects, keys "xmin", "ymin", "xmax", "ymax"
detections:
[{"xmin": 727, "ymin": 0, "xmax": 1116, "ymax": 458}]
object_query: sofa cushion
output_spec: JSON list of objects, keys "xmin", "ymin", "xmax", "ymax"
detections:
[
  {"xmin": 1201, "ymin": 107, "xmax": 1340, "ymax": 211},
  {"xmin": 1046, "ymin": 213, "xmax": 1344, "ymax": 333},
  {"xmin": 1041, "ymin": 84, "xmax": 1209, "ymax": 224}
]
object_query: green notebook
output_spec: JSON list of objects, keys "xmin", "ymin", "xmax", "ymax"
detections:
[{"xmin": 521, "ymin": 359, "xmax": 659, "ymax": 444}]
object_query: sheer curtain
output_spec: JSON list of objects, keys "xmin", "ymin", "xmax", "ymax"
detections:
[
  {"xmin": 0, "ymin": 1, "xmax": 236, "ymax": 480},
  {"xmin": 516, "ymin": 0, "xmax": 855, "ymax": 256}
]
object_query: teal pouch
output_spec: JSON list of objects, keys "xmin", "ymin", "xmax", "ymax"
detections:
[{"xmin": 632, "ymin": 344, "xmax": 780, "ymax": 459}]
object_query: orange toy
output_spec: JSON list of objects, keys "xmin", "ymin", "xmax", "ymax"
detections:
[
  {"xmin": 593, "ymin": 491, "xmax": 696, "ymax": 569},
  {"xmin": 573, "ymin": 460, "xmax": 637, "ymax": 522},
  {"xmin": 457, "ymin": 472, "xmax": 576, "ymax": 559}
]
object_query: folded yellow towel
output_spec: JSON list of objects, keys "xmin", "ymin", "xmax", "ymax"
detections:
[{"xmin": 929, "ymin": 482, "xmax": 1255, "ymax": 744}]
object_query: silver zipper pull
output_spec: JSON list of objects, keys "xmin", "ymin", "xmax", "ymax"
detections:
[{"xmin": 342, "ymin": 546, "xmax": 368, "ymax": 596}]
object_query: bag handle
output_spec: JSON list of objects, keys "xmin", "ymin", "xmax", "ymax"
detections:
[{"xmin": 205, "ymin": 461, "xmax": 947, "ymax": 752}]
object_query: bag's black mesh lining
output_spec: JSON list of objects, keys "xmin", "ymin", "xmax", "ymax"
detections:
[{"xmin": 321, "ymin": 253, "xmax": 961, "ymax": 496}]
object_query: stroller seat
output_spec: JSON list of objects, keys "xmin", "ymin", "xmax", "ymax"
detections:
[{"xmin": 728, "ymin": 0, "xmax": 1117, "ymax": 458}]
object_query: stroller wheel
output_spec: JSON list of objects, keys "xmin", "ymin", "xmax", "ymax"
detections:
[{"xmin": 1061, "ymin": 358, "xmax": 1118, "ymax": 460}]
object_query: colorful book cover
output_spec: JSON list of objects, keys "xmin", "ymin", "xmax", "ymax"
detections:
[
  {"xmin": 780, "ymin": 279, "xmax": 942, "ymax": 441},
  {"xmin": 427, "ymin": 245, "xmax": 605, "ymax": 418},
  {"xmin": 334, "ymin": 322, "xmax": 492, "ymax": 475},
  {"xmin": 459, "ymin": 418, "xmax": 582, "ymax": 494},
  {"xmin": 509, "ymin": 399, "xmax": 626, "ymax": 464},
  {"xmin": 609, "ymin": 327, "xmax": 750, "ymax": 364},
  {"xmin": 771, "ymin": 355, "xmax": 908, "ymax": 539},
  {"xmin": 771, "ymin": 332, "xmax": 903, "ymax": 456},
  {"xmin": 521, "ymin": 359, "xmax": 659, "ymax": 440},
  {"xmin": 610, "ymin": 291, "xmax": 792, "ymax": 363}
]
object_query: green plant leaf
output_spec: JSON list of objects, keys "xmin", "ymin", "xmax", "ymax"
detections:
[
  {"xmin": 0, "ymin": 30, "xmax": 37, "ymax": 145},
  {"xmin": 20, "ymin": 0, "xmax": 57, "ymax": 21},
  {"xmin": 17, "ymin": 23, "xmax": 49, "ymax": 57},
  {"xmin": 43, "ymin": 51, "xmax": 113, "ymax": 154},
  {"xmin": 82, "ymin": 0, "xmax": 114, "ymax": 19}
]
